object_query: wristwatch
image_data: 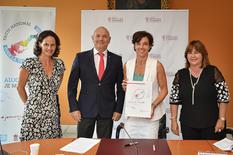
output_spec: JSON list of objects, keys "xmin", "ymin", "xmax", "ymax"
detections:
[{"xmin": 219, "ymin": 117, "xmax": 226, "ymax": 121}]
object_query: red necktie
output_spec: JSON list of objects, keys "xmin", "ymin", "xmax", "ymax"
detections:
[{"xmin": 98, "ymin": 53, "xmax": 104, "ymax": 80}]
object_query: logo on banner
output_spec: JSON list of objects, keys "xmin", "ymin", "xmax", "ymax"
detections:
[
  {"xmin": 107, "ymin": 17, "xmax": 123, "ymax": 23},
  {"xmin": 150, "ymin": 53, "xmax": 161, "ymax": 59},
  {"xmin": 2, "ymin": 22, "xmax": 42, "ymax": 64},
  {"xmin": 145, "ymin": 17, "xmax": 162, "ymax": 23},
  {"xmin": 162, "ymin": 35, "xmax": 178, "ymax": 41}
]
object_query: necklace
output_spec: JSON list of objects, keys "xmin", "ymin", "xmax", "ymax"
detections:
[{"xmin": 189, "ymin": 68, "xmax": 203, "ymax": 105}]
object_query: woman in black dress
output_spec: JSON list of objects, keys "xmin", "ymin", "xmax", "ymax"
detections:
[{"xmin": 170, "ymin": 40, "xmax": 230, "ymax": 140}]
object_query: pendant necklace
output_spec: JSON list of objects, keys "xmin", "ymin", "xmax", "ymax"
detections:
[{"xmin": 189, "ymin": 68, "xmax": 203, "ymax": 105}]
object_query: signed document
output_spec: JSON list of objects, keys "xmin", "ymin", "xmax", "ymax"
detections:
[
  {"xmin": 60, "ymin": 138, "xmax": 100, "ymax": 154},
  {"xmin": 124, "ymin": 81, "xmax": 152, "ymax": 118}
]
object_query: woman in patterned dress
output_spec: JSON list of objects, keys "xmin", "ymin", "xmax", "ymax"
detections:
[
  {"xmin": 17, "ymin": 30, "xmax": 65, "ymax": 141},
  {"xmin": 170, "ymin": 40, "xmax": 230, "ymax": 140}
]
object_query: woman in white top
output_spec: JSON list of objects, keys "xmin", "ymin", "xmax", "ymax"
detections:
[{"xmin": 122, "ymin": 31, "xmax": 168, "ymax": 138}]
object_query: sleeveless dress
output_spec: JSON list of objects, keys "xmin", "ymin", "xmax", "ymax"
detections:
[{"xmin": 20, "ymin": 57, "xmax": 65, "ymax": 141}]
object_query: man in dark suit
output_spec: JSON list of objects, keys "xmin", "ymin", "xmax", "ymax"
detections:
[{"xmin": 67, "ymin": 26, "xmax": 125, "ymax": 138}]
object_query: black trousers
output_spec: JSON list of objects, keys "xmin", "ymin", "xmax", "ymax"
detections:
[
  {"xmin": 77, "ymin": 115, "xmax": 113, "ymax": 138},
  {"xmin": 158, "ymin": 114, "xmax": 167, "ymax": 139},
  {"xmin": 181, "ymin": 123, "xmax": 226, "ymax": 140}
]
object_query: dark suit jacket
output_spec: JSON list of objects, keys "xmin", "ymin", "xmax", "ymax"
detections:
[{"xmin": 67, "ymin": 49, "xmax": 125, "ymax": 118}]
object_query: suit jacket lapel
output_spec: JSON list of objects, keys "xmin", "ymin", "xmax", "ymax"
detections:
[{"xmin": 89, "ymin": 49, "xmax": 99, "ymax": 79}]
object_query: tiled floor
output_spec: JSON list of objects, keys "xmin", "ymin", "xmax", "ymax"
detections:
[{"xmin": 61, "ymin": 125, "xmax": 77, "ymax": 138}]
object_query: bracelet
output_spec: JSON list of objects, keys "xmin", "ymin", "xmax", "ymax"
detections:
[
  {"xmin": 170, "ymin": 116, "xmax": 177, "ymax": 120},
  {"xmin": 219, "ymin": 117, "xmax": 226, "ymax": 121}
]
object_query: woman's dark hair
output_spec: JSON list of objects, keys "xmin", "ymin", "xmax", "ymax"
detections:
[
  {"xmin": 184, "ymin": 40, "xmax": 210, "ymax": 68},
  {"xmin": 33, "ymin": 30, "xmax": 60, "ymax": 57},
  {"xmin": 132, "ymin": 31, "xmax": 154, "ymax": 52}
]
